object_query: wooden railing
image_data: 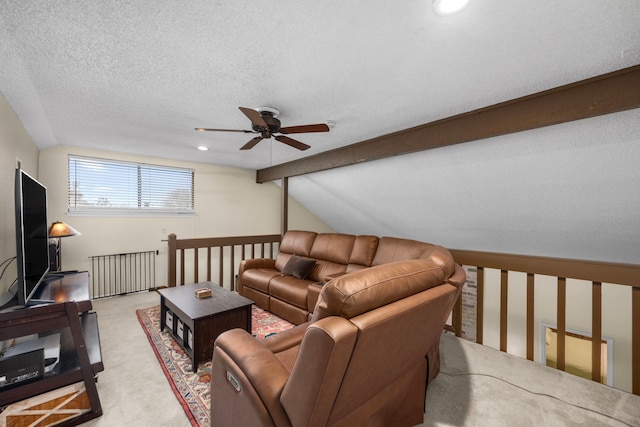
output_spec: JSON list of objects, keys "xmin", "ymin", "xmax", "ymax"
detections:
[
  {"xmin": 450, "ymin": 249, "xmax": 640, "ymax": 395},
  {"xmin": 167, "ymin": 233, "xmax": 281, "ymax": 289},
  {"xmin": 165, "ymin": 233, "xmax": 639, "ymax": 395}
]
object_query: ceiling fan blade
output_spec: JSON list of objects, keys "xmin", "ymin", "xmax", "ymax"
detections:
[
  {"xmin": 195, "ymin": 128, "xmax": 253, "ymax": 133},
  {"xmin": 239, "ymin": 107, "xmax": 268, "ymax": 129},
  {"xmin": 240, "ymin": 136, "xmax": 263, "ymax": 150},
  {"xmin": 279, "ymin": 123, "xmax": 330, "ymax": 134},
  {"xmin": 275, "ymin": 135, "xmax": 311, "ymax": 151}
]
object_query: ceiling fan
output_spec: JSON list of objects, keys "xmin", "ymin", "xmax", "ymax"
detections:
[{"xmin": 195, "ymin": 107, "xmax": 330, "ymax": 151}]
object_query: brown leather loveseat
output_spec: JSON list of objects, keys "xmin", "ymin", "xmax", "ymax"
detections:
[
  {"xmin": 212, "ymin": 256, "xmax": 466, "ymax": 426},
  {"xmin": 238, "ymin": 230, "xmax": 461, "ymax": 325}
]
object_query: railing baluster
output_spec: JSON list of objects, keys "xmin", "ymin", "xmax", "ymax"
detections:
[
  {"xmin": 557, "ymin": 277, "xmax": 567, "ymax": 372},
  {"xmin": 526, "ymin": 273, "xmax": 535, "ymax": 361},
  {"xmin": 194, "ymin": 248, "xmax": 199, "ymax": 283},
  {"xmin": 500, "ymin": 269, "xmax": 508, "ymax": 352},
  {"xmin": 449, "ymin": 249, "xmax": 639, "ymax": 395},
  {"xmin": 229, "ymin": 245, "xmax": 235, "ymax": 291},
  {"xmin": 219, "ymin": 246, "xmax": 224, "ymax": 287},
  {"xmin": 476, "ymin": 266, "xmax": 484, "ymax": 345},
  {"xmin": 592, "ymin": 281, "xmax": 602, "ymax": 382},
  {"xmin": 207, "ymin": 247, "xmax": 212, "ymax": 281},
  {"xmin": 453, "ymin": 293, "xmax": 463, "ymax": 337},
  {"xmin": 180, "ymin": 249, "xmax": 185, "ymax": 286},
  {"xmin": 633, "ymin": 286, "xmax": 640, "ymax": 395},
  {"xmin": 168, "ymin": 234, "xmax": 177, "ymax": 287}
]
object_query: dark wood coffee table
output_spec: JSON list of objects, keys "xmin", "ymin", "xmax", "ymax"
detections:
[{"xmin": 158, "ymin": 282, "xmax": 253, "ymax": 371}]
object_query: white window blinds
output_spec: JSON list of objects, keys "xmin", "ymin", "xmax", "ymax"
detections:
[{"xmin": 68, "ymin": 155, "xmax": 195, "ymax": 216}]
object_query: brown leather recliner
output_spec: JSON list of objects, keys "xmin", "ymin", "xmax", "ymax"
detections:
[{"xmin": 211, "ymin": 257, "xmax": 466, "ymax": 427}]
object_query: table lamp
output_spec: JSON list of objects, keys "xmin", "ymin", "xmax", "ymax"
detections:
[{"xmin": 48, "ymin": 221, "xmax": 81, "ymax": 271}]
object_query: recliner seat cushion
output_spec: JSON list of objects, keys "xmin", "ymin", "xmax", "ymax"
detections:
[
  {"xmin": 241, "ymin": 268, "xmax": 280, "ymax": 293},
  {"xmin": 270, "ymin": 275, "xmax": 313, "ymax": 309}
]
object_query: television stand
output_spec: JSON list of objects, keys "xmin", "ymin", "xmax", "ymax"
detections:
[
  {"xmin": 33, "ymin": 271, "xmax": 92, "ymax": 312},
  {"xmin": 0, "ymin": 271, "xmax": 103, "ymax": 426}
]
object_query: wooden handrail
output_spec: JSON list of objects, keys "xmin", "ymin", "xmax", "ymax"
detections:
[
  {"xmin": 165, "ymin": 235, "xmax": 639, "ymax": 395},
  {"xmin": 450, "ymin": 249, "xmax": 640, "ymax": 395},
  {"xmin": 167, "ymin": 233, "xmax": 281, "ymax": 289},
  {"xmin": 450, "ymin": 249, "xmax": 639, "ymax": 287}
]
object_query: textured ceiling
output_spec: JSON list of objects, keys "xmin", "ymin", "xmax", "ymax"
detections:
[
  {"xmin": 1, "ymin": 0, "xmax": 639, "ymax": 171},
  {"xmin": 2, "ymin": 1, "xmax": 640, "ymax": 264}
]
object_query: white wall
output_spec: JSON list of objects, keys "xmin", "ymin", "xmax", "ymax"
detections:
[
  {"xmin": 38, "ymin": 145, "xmax": 333, "ymax": 287},
  {"xmin": 0, "ymin": 93, "xmax": 39, "ymax": 296},
  {"xmin": 289, "ymin": 108, "xmax": 640, "ymax": 264}
]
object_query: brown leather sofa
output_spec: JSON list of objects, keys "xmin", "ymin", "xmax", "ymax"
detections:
[
  {"xmin": 212, "ymin": 256, "xmax": 466, "ymax": 426},
  {"xmin": 238, "ymin": 230, "xmax": 460, "ymax": 325}
]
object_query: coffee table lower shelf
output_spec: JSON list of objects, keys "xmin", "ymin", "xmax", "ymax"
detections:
[{"xmin": 158, "ymin": 282, "xmax": 253, "ymax": 371}]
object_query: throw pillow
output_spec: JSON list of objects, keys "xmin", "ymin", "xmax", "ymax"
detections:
[{"xmin": 282, "ymin": 255, "xmax": 316, "ymax": 280}]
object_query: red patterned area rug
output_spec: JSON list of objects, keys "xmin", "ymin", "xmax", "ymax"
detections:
[{"xmin": 136, "ymin": 305, "xmax": 294, "ymax": 427}]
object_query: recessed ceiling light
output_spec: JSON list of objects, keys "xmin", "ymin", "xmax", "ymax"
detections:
[
  {"xmin": 433, "ymin": 0, "xmax": 470, "ymax": 15},
  {"xmin": 197, "ymin": 146, "xmax": 208, "ymax": 151}
]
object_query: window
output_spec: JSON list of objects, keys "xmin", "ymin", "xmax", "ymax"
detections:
[{"xmin": 68, "ymin": 155, "xmax": 195, "ymax": 216}]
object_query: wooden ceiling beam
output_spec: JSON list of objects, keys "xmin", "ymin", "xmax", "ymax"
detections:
[{"xmin": 257, "ymin": 64, "xmax": 640, "ymax": 183}]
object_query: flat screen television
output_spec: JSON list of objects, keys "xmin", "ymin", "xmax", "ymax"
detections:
[{"xmin": 14, "ymin": 168, "xmax": 50, "ymax": 306}]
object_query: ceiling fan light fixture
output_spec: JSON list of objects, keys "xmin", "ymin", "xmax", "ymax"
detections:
[
  {"xmin": 432, "ymin": 0, "xmax": 470, "ymax": 15},
  {"xmin": 197, "ymin": 146, "xmax": 209, "ymax": 151},
  {"xmin": 197, "ymin": 105, "xmax": 330, "ymax": 151}
]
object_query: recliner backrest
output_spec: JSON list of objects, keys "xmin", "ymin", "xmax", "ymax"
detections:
[
  {"xmin": 275, "ymin": 230, "xmax": 317, "ymax": 271},
  {"xmin": 308, "ymin": 233, "xmax": 356, "ymax": 281},
  {"xmin": 345, "ymin": 235, "xmax": 379, "ymax": 273},
  {"xmin": 311, "ymin": 257, "xmax": 454, "ymax": 322},
  {"xmin": 371, "ymin": 236, "xmax": 434, "ymax": 266},
  {"xmin": 283, "ymin": 258, "xmax": 462, "ymax": 426}
]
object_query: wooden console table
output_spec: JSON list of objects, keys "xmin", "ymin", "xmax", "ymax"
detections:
[{"xmin": 0, "ymin": 271, "xmax": 103, "ymax": 426}]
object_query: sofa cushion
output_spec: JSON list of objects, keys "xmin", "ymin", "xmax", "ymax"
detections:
[
  {"xmin": 280, "ymin": 230, "xmax": 317, "ymax": 256},
  {"xmin": 347, "ymin": 235, "xmax": 379, "ymax": 270},
  {"xmin": 282, "ymin": 255, "xmax": 316, "ymax": 280},
  {"xmin": 242, "ymin": 268, "xmax": 280, "ymax": 293},
  {"xmin": 311, "ymin": 259, "xmax": 448, "ymax": 322},
  {"xmin": 309, "ymin": 233, "xmax": 355, "ymax": 264},
  {"xmin": 308, "ymin": 260, "xmax": 348, "ymax": 283},
  {"xmin": 371, "ymin": 237, "xmax": 432, "ymax": 266},
  {"xmin": 270, "ymin": 275, "xmax": 312, "ymax": 309}
]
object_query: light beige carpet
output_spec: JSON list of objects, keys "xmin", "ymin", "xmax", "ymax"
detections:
[
  {"xmin": 83, "ymin": 291, "xmax": 640, "ymax": 426},
  {"xmin": 425, "ymin": 333, "xmax": 640, "ymax": 426}
]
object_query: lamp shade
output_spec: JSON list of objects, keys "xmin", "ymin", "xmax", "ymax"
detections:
[{"xmin": 49, "ymin": 221, "xmax": 81, "ymax": 238}]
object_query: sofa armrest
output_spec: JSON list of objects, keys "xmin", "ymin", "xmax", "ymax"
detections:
[
  {"xmin": 307, "ymin": 283, "xmax": 323, "ymax": 313},
  {"xmin": 281, "ymin": 317, "xmax": 359, "ymax": 427},
  {"xmin": 263, "ymin": 321, "xmax": 310, "ymax": 354},
  {"xmin": 212, "ymin": 329, "xmax": 291, "ymax": 427},
  {"xmin": 238, "ymin": 258, "xmax": 277, "ymax": 293},
  {"xmin": 240, "ymin": 257, "xmax": 277, "ymax": 270}
]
